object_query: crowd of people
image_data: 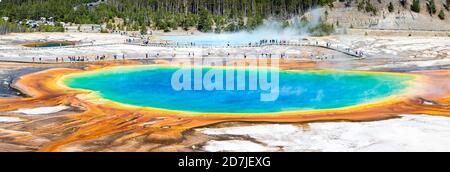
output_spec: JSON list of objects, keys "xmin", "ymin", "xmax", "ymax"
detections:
[
  {"xmin": 31, "ymin": 50, "xmax": 339, "ymax": 63},
  {"xmin": 29, "ymin": 39, "xmax": 365, "ymax": 63},
  {"xmin": 32, "ymin": 54, "xmax": 126, "ymax": 63},
  {"xmin": 31, "ymin": 51, "xmax": 340, "ymax": 63},
  {"xmin": 141, "ymin": 39, "xmax": 293, "ymax": 48}
]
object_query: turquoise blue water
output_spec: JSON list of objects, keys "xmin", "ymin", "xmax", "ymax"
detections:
[
  {"xmin": 163, "ymin": 33, "xmax": 280, "ymax": 45},
  {"xmin": 63, "ymin": 67, "xmax": 412, "ymax": 113},
  {"xmin": 162, "ymin": 30, "xmax": 300, "ymax": 45},
  {"xmin": 35, "ymin": 43, "xmax": 72, "ymax": 48}
]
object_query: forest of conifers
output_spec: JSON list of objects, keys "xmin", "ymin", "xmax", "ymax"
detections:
[{"xmin": 0, "ymin": 0, "xmax": 335, "ymax": 33}]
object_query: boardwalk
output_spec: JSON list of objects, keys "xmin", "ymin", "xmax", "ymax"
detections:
[
  {"xmin": 0, "ymin": 40, "xmax": 364, "ymax": 63},
  {"xmin": 139, "ymin": 41, "xmax": 364, "ymax": 58}
]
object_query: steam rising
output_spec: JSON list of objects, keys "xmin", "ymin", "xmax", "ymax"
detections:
[{"xmin": 164, "ymin": 8, "xmax": 323, "ymax": 45}]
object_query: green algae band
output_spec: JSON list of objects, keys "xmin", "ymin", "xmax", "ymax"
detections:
[{"xmin": 63, "ymin": 67, "xmax": 413, "ymax": 113}]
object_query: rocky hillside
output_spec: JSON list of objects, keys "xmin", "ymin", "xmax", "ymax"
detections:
[{"xmin": 322, "ymin": 0, "xmax": 450, "ymax": 30}]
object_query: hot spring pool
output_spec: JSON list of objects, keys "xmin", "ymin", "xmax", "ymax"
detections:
[
  {"xmin": 35, "ymin": 43, "xmax": 70, "ymax": 48},
  {"xmin": 63, "ymin": 66, "xmax": 413, "ymax": 113},
  {"xmin": 23, "ymin": 41, "xmax": 76, "ymax": 48}
]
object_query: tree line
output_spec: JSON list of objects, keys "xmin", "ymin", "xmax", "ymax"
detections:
[{"xmin": 0, "ymin": 0, "xmax": 335, "ymax": 33}]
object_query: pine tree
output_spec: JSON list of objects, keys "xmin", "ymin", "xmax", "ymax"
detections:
[
  {"xmin": 365, "ymin": 1, "xmax": 378, "ymax": 15},
  {"xmin": 438, "ymin": 9, "xmax": 445, "ymax": 20},
  {"xmin": 447, "ymin": 0, "xmax": 450, "ymax": 10},
  {"xmin": 388, "ymin": 2, "xmax": 395, "ymax": 13},
  {"xmin": 140, "ymin": 25, "xmax": 147, "ymax": 35},
  {"xmin": 411, "ymin": 0, "xmax": 421, "ymax": 13},
  {"xmin": 443, "ymin": 0, "xmax": 450, "ymax": 11},
  {"xmin": 197, "ymin": 8, "xmax": 212, "ymax": 32},
  {"xmin": 426, "ymin": 0, "xmax": 437, "ymax": 15},
  {"xmin": 106, "ymin": 21, "xmax": 113, "ymax": 30},
  {"xmin": 400, "ymin": 0, "xmax": 407, "ymax": 7}
]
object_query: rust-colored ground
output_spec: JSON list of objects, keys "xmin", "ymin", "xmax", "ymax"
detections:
[{"xmin": 0, "ymin": 60, "xmax": 449, "ymax": 152}]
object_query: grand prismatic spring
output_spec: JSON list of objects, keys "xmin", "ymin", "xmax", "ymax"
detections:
[{"xmin": 63, "ymin": 67, "xmax": 414, "ymax": 113}]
